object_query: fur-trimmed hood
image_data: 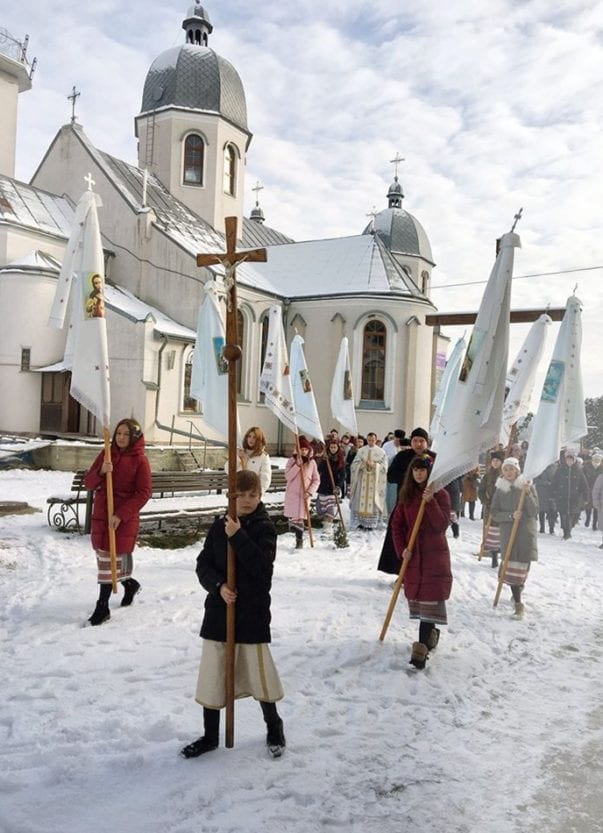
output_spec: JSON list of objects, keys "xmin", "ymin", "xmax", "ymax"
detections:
[{"xmin": 495, "ymin": 474, "xmax": 528, "ymax": 493}]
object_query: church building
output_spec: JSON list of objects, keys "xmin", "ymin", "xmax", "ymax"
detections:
[{"xmin": 0, "ymin": 5, "xmax": 446, "ymax": 450}]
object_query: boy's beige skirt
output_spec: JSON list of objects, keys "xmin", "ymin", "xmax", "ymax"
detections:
[{"xmin": 195, "ymin": 639, "xmax": 284, "ymax": 709}]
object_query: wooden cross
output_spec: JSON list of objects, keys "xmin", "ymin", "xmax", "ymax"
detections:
[
  {"xmin": 68, "ymin": 85, "xmax": 80, "ymax": 125},
  {"xmin": 195, "ymin": 217, "xmax": 266, "ymax": 749},
  {"xmin": 510, "ymin": 207, "xmax": 523, "ymax": 232}
]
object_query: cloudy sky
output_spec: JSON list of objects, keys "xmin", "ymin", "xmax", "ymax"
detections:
[{"xmin": 3, "ymin": 0, "xmax": 602, "ymax": 397}]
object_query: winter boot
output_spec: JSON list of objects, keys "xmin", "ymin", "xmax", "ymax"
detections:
[
  {"xmin": 121, "ymin": 578, "xmax": 141, "ymax": 607},
  {"xmin": 88, "ymin": 602, "xmax": 110, "ymax": 626},
  {"xmin": 180, "ymin": 708, "xmax": 219, "ymax": 758},
  {"xmin": 260, "ymin": 701, "xmax": 286, "ymax": 758},
  {"xmin": 512, "ymin": 602, "xmax": 525, "ymax": 620},
  {"xmin": 295, "ymin": 529, "xmax": 304, "ymax": 549},
  {"xmin": 426, "ymin": 627, "xmax": 440, "ymax": 651},
  {"xmin": 409, "ymin": 642, "xmax": 429, "ymax": 670},
  {"xmin": 491, "ymin": 552, "xmax": 499, "ymax": 569}
]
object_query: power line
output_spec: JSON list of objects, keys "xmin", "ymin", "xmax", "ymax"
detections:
[{"xmin": 432, "ymin": 265, "xmax": 602, "ymax": 291}]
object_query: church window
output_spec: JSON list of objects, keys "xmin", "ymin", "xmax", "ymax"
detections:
[
  {"xmin": 183, "ymin": 134, "xmax": 204, "ymax": 185},
  {"xmin": 258, "ymin": 313, "xmax": 269, "ymax": 403},
  {"xmin": 360, "ymin": 320, "xmax": 386, "ymax": 402},
  {"xmin": 223, "ymin": 145, "xmax": 236, "ymax": 196},
  {"xmin": 181, "ymin": 350, "xmax": 199, "ymax": 413}
]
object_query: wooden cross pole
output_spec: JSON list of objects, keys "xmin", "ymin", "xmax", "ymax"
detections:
[{"xmin": 196, "ymin": 217, "xmax": 266, "ymax": 749}]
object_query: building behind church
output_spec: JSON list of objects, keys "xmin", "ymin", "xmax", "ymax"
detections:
[{"xmin": 0, "ymin": 6, "xmax": 447, "ymax": 450}]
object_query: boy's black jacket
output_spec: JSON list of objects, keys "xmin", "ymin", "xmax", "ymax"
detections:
[{"xmin": 195, "ymin": 502, "xmax": 277, "ymax": 643}]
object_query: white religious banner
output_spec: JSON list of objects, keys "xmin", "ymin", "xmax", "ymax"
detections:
[
  {"xmin": 522, "ymin": 296, "xmax": 587, "ymax": 481},
  {"xmin": 429, "ymin": 335, "xmax": 466, "ymax": 449},
  {"xmin": 259, "ymin": 305, "xmax": 297, "ymax": 434},
  {"xmin": 290, "ymin": 334, "xmax": 324, "ymax": 441},
  {"xmin": 48, "ymin": 186, "xmax": 111, "ymax": 428},
  {"xmin": 190, "ymin": 284, "xmax": 230, "ymax": 442},
  {"xmin": 501, "ymin": 313, "xmax": 552, "ymax": 442},
  {"xmin": 429, "ymin": 231, "xmax": 520, "ymax": 491},
  {"xmin": 330, "ymin": 336, "xmax": 358, "ymax": 436}
]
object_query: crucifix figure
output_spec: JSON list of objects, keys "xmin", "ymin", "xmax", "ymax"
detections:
[
  {"xmin": 196, "ymin": 217, "xmax": 266, "ymax": 748},
  {"xmin": 68, "ymin": 85, "xmax": 80, "ymax": 125}
]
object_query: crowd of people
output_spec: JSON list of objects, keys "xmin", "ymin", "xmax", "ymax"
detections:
[{"xmin": 82, "ymin": 418, "xmax": 603, "ymax": 758}]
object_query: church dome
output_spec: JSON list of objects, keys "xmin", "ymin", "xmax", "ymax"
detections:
[
  {"xmin": 363, "ymin": 174, "xmax": 434, "ymax": 264},
  {"xmin": 364, "ymin": 208, "xmax": 434, "ymax": 263},
  {"xmin": 140, "ymin": 7, "xmax": 248, "ymax": 132}
]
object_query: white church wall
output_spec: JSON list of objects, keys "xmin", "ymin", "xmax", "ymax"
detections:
[{"xmin": 0, "ymin": 272, "xmax": 66, "ymax": 433}]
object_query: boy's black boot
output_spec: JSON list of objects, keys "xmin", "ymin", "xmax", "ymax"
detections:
[
  {"xmin": 260, "ymin": 701, "xmax": 286, "ymax": 757},
  {"xmin": 88, "ymin": 602, "xmax": 110, "ymax": 626},
  {"xmin": 295, "ymin": 529, "xmax": 303, "ymax": 549},
  {"xmin": 121, "ymin": 578, "xmax": 141, "ymax": 607},
  {"xmin": 181, "ymin": 708, "xmax": 219, "ymax": 758}
]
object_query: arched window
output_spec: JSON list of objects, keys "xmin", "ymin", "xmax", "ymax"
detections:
[
  {"xmin": 361, "ymin": 319, "xmax": 386, "ymax": 402},
  {"xmin": 258, "ymin": 313, "xmax": 270, "ymax": 403},
  {"xmin": 182, "ymin": 350, "xmax": 198, "ymax": 412},
  {"xmin": 223, "ymin": 145, "xmax": 236, "ymax": 195},
  {"xmin": 183, "ymin": 134, "xmax": 204, "ymax": 185}
]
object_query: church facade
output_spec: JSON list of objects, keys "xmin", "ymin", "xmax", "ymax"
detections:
[{"xmin": 0, "ymin": 5, "xmax": 447, "ymax": 450}]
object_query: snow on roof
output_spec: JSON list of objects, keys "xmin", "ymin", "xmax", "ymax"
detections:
[
  {"xmin": 236, "ymin": 233, "xmax": 424, "ymax": 299},
  {"xmin": 104, "ymin": 284, "xmax": 195, "ymax": 340},
  {"xmin": 0, "ymin": 176, "xmax": 74, "ymax": 238},
  {"xmin": 0, "ymin": 250, "xmax": 62, "ymax": 273}
]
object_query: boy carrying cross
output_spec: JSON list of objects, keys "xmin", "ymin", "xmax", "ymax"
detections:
[{"xmin": 181, "ymin": 470, "xmax": 286, "ymax": 758}]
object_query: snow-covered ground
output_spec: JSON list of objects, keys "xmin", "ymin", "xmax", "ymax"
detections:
[{"xmin": 1, "ymin": 468, "xmax": 602, "ymax": 833}]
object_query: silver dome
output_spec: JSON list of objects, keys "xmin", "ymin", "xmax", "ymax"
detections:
[
  {"xmin": 363, "ymin": 207, "xmax": 434, "ymax": 264},
  {"xmin": 140, "ymin": 44, "xmax": 248, "ymax": 132}
]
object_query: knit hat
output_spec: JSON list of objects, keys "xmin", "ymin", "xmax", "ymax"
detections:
[
  {"xmin": 502, "ymin": 457, "xmax": 521, "ymax": 471},
  {"xmin": 298, "ymin": 436, "xmax": 312, "ymax": 451},
  {"xmin": 490, "ymin": 450, "xmax": 505, "ymax": 462},
  {"xmin": 592, "ymin": 454, "xmax": 602, "ymax": 465},
  {"xmin": 410, "ymin": 427, "xmax": 429, "ymax": 441},
  {"xmin": 564, "ymin": 449, "xmax": 575, "ymax": 459},
  {"xmin": 394, "ymin": 429, "xmax": 406, "ymax": 440}
]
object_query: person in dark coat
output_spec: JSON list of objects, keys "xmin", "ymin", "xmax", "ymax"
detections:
[
  {"xmin": 583, "ymin": 453, "xmax": 602, "ymax": 530},
  {"xmin": 316, "ymin": 438, "xmax": 346, "ymax": 535},
  {"xmin": 181, "ymin": 470, "xmax": 285, "ymax": 759},
  {"xmin": 83, "ymin": 418, "xmax": 152, "ymax": 625},
  {"xmin": 377, "ymin": 429, "xmax": 436, "ymax": 574},
  {"xmin": 490, "ymin": 457, "xmax": 539, "ymax": 619},
  {"xmin": 553, "ymin": 450, "xmax": 589, "ymax": 539},
  {"xmin": 478, "ymin": 450, "xmax": 504, "ymax": 567},
  {"xmin": 445, "ymin": 476, "xmax": 462, "ymax": 539},
  {"xmin": 390, "ymin": 454, "xmax": 452, "ymax": 669},
  {"xmin": 534, "ymin": 462, "xmax": 558, "ymax": 534}
]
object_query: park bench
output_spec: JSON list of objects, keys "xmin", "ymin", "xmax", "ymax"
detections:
[{"xmin": 47, "ymin": 468, "xmax": 287, "ymax": 533}]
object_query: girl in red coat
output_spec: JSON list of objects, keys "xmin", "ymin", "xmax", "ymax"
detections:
[
  {"xmin": 83, "ymin": 419, "xmax": 152, "ymax": 625},
  {"xmin": 391, "ymin": 454, "xmax": 452, "ymax": 669}
]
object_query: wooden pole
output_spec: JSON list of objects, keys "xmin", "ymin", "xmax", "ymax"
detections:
[
  {"xmin": 103, "ymin": 427, "xmax": 118, "ymax": 593},
  {"xmin": 493, "ymin": 485, "xmax": 528, "ymax": 607},
  {"xmin": 379, "ymin": 496, "xmax": 427, "ymax": 642},
  {"xmin": 196, "ymin": 217, "xmax": 267, "ymax": 750}
]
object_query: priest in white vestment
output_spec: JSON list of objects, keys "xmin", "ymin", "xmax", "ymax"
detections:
[{"xmin": 349, "ymin": 432, "xmax": 388, "ymax": 529}]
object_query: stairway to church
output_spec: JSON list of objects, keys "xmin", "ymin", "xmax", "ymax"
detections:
[{"xmin": 174, "ymin": 449, "xmax": 203, "ymax": 471}]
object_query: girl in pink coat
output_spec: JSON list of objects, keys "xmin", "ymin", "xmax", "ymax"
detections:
[
  {"xmin": 84, "ymin": 418, "xmax": 152, "ymax": 625},
  {"xmin": 284, "ymin": 436, "xmax": 320, "ymax": 548}
]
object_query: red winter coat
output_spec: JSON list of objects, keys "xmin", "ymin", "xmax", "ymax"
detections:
[
  {"xmin": 84, "ymin": 436, "xmax": 152, "ymax": 553},
  {"xmin": 391, "ymin": 488, "xmax": 452, "ymax": 602}
]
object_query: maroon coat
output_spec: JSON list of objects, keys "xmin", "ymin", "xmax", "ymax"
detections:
[
  {"xmin": 391, "ymin": 488, "xmax": 452, "ymax": 601},
  {"xmin": 84, "ymin": 436, "xmax": 152, "ymax": 553}
]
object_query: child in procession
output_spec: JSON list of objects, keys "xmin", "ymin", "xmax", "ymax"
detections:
[
  {"xmin": 83, "ymin": 418, "xmax": 152, "ymax": 625},
  {"xmin": 489, "ymin": 457, "xmax": 539, "ymax": 619},
  {"xmin": 390, "ymin": 454, "xmax": 452, "ymax": 670},
  {"xmin": 181, "ymin": 470, "xmax": 286, "ymax": 759}
]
